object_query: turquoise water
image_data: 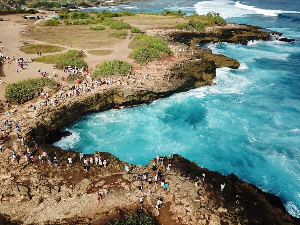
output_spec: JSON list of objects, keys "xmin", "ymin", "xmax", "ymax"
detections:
[{"xmin": 58, "ymin": 0, "xmax": 300, "ymax": 217}]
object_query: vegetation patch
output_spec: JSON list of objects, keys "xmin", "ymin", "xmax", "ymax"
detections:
[
  {"xmin": 44, "ymin": 18, "xmax": 61, "ymax": 26},
  {"xmin": 102, "ymin": 18, "xmax": 131, "ymax": 30},
  {"xmin": 29, "ymin": 1, "xmax": 61, "ymax": 9},
  {"xmin": 34, "ymin": 50, "xmax": 87, "ymax": 69},
  {"xmin": 161, "ymin": 9, "xmax": 186, "ymax": 17},
  {"xmin": 129, "ymin": 34, "xmax": 172, "ymax": 65},
  {"xmin": 108, "ymin": 212, "xmax": 155, "ymax": 225},
  {"xmin": 179, "ymin": 12, "xmax": 226, "ymax": 31},
  {"xmin": 131, "ymin": 27, "xmax": 143, "ymax": 33},
  {"xmin": 90, "ymin": 26, "xmax": 106, "ymax": 31},
  {"xmin": 110, "ymin": 31, "xmax": 128, "ymax": 39},
  {"xmin": 20, "ymin": 44, "xmax": 65, "ymax": 54},
  {"xmin": 93, "ymin": 60, "xmax": 131, "ymax": 78},
  {"xmin": 5, "ymin": 78, "xmax": 57, "ymax": 104},
  {"xmin": 0, "ymin": 8, "xmax": 37, "ymax": 15},
  {"xmin": 88, "ymin": 50, "xmax": 113, "ymax": 55}
]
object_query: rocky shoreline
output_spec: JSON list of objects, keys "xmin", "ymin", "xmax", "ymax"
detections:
[{"xmin": 1, "ymin": 24, "xmax": 299, "ymax": 224}]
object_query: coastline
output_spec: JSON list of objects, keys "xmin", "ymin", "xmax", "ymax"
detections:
[{"xmin": 0, "ymin": 15, "xmax": 299, "ymax": 224}]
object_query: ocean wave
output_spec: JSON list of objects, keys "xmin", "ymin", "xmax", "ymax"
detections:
[
  {"xmin": 238, "ymin": 63, "xmax": 248, "ymax": 70},
  {"xmin": 194, "ymin": 0, "xmax": 300, "ymax": 19},
  {"xmin": 285, "ymin": 201, "xmax": 300, "ymax": 218},
  {"xmin": 54, "ymin": 129, "xmax": 81, "ymax": 149}
]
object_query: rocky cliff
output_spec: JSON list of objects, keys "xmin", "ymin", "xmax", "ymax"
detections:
[{"xmin": 1, "ymin": 25, "xmax": 299, "ymax": 224}]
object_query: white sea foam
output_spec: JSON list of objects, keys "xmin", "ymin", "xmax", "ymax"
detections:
[
  {"xmin": 285, "ymin": 201, "xmax": 300, "ymax": 218},
  {"xmin": 238, "ymin": 63, "xmax": 248, "ymax": 70},
  {"xmin": 247, "ymin": 40, "xmax": 264, "ymax": 46},
  {"xmin": 124, "ymin": 5, "xmax": 138, "ymax": 10},
  {"xmin": 54, "ymin": 130, "xmax": 81, "ymax": 149},
  {"xmin": 194, "ymin": 0, "xmax": 300, "ymax": 19}
]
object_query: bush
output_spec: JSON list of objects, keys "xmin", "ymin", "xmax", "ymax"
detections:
[
  {"xmin": 64, "ymin": 19, "xmax": 73, "ymax": 25},
  {"xmin": 131, "ymin": 27, "xmax": 142, "ymax": 33},
  {"xmin": 161, "ymin": 10, "xmax": 186, "ymax": 17},
  {"xmin": 29, "ymin": 1, "xmax": 61, "ymax": 8},
  {"xmin": 56, "ymin": 58, "xmax": 87, "ymax": 69},
  {"xmin": 109, "ymin": 212, "xmax": 155, "ymax": 225},
  {"xmin": 44, "ymin": 18, "xmax": 60, "ymax": 26},
  {"xmin": 110, "ymin": 31, "xmax": 128, "ymax": 39},
  {"xmin": 93, "ymin": 60, "xmax": 131, "ymax": 78},
  {"xmin": 199, "ymin": 12, "xmax": 226, "ymax": 26},
  {"xmin": 90, "ymin": 26, "xmax": 106, "ymax": 31},
  {"xmin": 130, "ymin": 47, "xmax": 162, "ymax": 65},
  {"xmin": 102, "ymin": 18, "xmax": 131, "ymax": 30},
  {"xmin": 70, "ymin": 11, "xmax": 90, "ymax": 20},
  {"xmin": 5, "ymin": 78, "xmax": 57, "ymax": 104},
  {"xmin": 129, "ymin": 34, "xmax": 172, "ymax": 65},
  {"xmin": 178, "ymin": 19, "xmax": 205, "ymax": 31},
  {"xmin": 34, "ymin": 50, "xmax": 87, "ymax": 69}
]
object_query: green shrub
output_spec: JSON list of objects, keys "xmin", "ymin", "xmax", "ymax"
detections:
[
  {"xmin": 131, "ymin": 27, "xmax": 142, "ymax": 33},
  {"xmin": 178, "ymin": 23, "xmax": 192, "ymax": 30},
  {"xmin": 5, "ymin": 78, "xmax": 58, "ymax": 104},
  {"xmin": 178, "ymin": 19, "xmax": 205, "ymax": 31},
  {"xmin": 70, "ymin": 11, "xmax": 90, "ymax": 20},
  {"xmin": 34, "ymin": 50, "xmax": 87, "ymax": 69},
  {"xmin": 90, "ymin": 26, "xmax": 106, "ymax": 31},
  {"xmin": 129, "ymin": 34, "xmax": 172, "ymax": 65},
  {"xmin": 109, "ymin": 212, "xmax": 154, "ymax": 225},
  {"xmin": 64, "ymin": 19, "xmax": 73, "ymax": 25},
  {"xmin": 93, "ymin": 60, "xmax": 131, "ymax": 78},
  {"xmin": 44, "ymin": 18, "xmax": 60, "ymax": 26},
  {"xmin": 161, "ymin": 10, "xmax": 186, "ymax": 17},
  {"xmin": 102, "ymin": 18, "xmax": 131, "ymax": 30},
  {"xmin": 96, "ymin": 10, "xmax": 134, "ymax": 19},
  {"xmin": 64, "ymin": 50, "xmax": 85, "ymax": 58},
  {"xmin": 130, "ymin": 47, "xmax": 162, "ymax": 65},
  {"xmin": 199, "ymin": 12, "xmax": 226, "ymax": 26},
  {"xmin": 29, "ymin": 1, "xmax": 61, "ymax": 8},
  {"xmin": 56, "ymin": 58, "xmax": 87, "ymax": 69}
]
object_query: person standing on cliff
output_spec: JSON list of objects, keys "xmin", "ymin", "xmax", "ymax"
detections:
[{"xmin": 221, "ymin": 183, "xmax": 225, "ymax": 192}]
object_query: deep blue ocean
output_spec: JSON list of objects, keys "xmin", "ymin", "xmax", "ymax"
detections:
[{"xmin": 56, "ymin": 0, "xmax": 300, "ymax": 217}]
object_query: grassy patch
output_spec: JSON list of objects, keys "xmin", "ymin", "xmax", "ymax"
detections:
[
  {"xmin": 129, "ymin": 34, "xmax": 172, "ymax": 65},
  {"xmin": 93, "ymin": 60, "xmax": 131, "ymax": 78},
  {"xmin": 110, "ymin": 31, "xmax": 128, "ymax": 39},
  {"xmin": 131, "ymin": 27, "xmax": 143, "ymax": 33},
  {"xmin": 87, "ymin": 50, "xmax": 113, "ymax": 55},
  {"xmin": 34, "ymin": 50, "xmax": 87, "ymax": 69},
  {"xmin": 20, "ymin": 44, "xmax": 65, "ymax": 54},
  {"xmin": 101, "ymin": 18, "xmax": 131, "ymax": 30},
  {"xmin": 108, "ymin": 212, "xmax": 155, "ymax": 225},
  {"xmin": 5, "ymin": 78, "xmax": 58, "ymax": 104},
  {"xmin": 34, "ymin": 54, "xmax": 62, "ymax": 64},
  {"xmin": 90, "ymin": 26, "xmax": 106, "ymax": 31},
  {"xmin": 179, "ymin": 12, "xmax": 227, "ymax": 31}
]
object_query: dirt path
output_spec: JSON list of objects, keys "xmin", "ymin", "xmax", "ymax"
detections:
[{"xmin": 0, "ymin": 15, "xmax": 136, "ymax": 101}]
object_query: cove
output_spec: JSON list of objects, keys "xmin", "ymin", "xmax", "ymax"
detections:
[{"xmin": 55, "ymin": 39, "xmax": 300, "ymax": 217}]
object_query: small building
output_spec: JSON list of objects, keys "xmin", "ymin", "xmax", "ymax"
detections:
[{"xmin": 25, "ymin": 15, "xmax": 40, "ymax": 20}]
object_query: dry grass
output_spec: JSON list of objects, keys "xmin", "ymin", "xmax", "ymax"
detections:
[
  {"xmin": 21, "ymin": 23, "xmax": 123, "ymax": 49},
  {"xmin": 19, "ymin": 15, "xmax": 187, "ymax": 50},
  {"xmin": 88, "ymin": 50, "xmax": 113, "ymax": 55},
  {"xmin": 20, "ymin": 44, "xmax": 65, "ymax": 54}
]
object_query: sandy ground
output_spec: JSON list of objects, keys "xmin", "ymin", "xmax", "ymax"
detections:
[{"xmin": 0, "ymin": 13, "xmax": 135, "ymax": 101}]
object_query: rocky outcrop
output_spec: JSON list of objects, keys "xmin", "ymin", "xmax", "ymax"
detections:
[{"xmin": 2, "ymin": 26, "xmax": 299, "ymax": 224}]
